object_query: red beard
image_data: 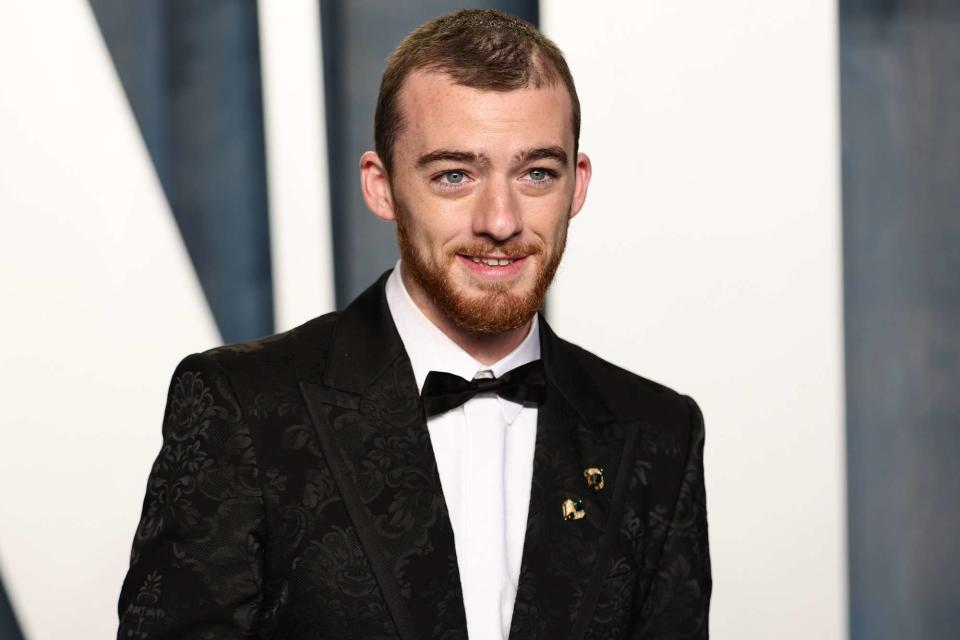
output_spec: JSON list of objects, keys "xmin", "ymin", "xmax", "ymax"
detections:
[{"xmin": 394, "ymin": 203, "xmax": 567, "ymax": 334}]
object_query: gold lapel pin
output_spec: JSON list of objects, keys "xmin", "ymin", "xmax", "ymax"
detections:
[
  {"xmin": 584, "ymin": 467, "xmax": 605, "ymax": 491},
  {"xmin": 562, "ymin": 497, "xmax": 585, "ymax": 521}
]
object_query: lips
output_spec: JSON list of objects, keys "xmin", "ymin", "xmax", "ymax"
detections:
[
  {"xmin": 465, "ymin": 255, "xmax": 519, "ymax": 267},
  {"xmin": 456, "ymin": 253, "xmax": 529, "ymax": 277}
]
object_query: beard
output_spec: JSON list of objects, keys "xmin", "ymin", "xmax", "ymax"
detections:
[{"xmin": 395, "ymin": 202, "xmax": 567, "ymax": 334}]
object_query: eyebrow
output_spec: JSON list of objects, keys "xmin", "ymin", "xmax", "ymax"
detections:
[
  {"xmin": 415, "ymin": 146, "xmax": 569, "ymax": 169},
  {"xmin": 416, "ymin": 150, "xmax": 490, "ymax": 168},
  {"xmin": 514, "ymin": 146, "xmax": 568, "ymax": 166}
]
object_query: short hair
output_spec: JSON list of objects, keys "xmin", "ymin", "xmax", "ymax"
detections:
[{"xmin": 374, "ymin": 8, "xmax": 580, "ymax": 174}]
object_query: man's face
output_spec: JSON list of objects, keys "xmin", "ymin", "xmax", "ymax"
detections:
[{"xmin": 369, "ymin": 70, "xmax": 591, "ymax": 334}]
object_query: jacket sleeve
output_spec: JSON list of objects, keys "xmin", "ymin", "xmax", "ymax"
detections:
[
  {"xmin": 118, "ymin": 353, "xmax": 265, "ymax": 639},
  {"xmin": 633, "ymin": 396, "xmax": 712, "ymax": 639}
]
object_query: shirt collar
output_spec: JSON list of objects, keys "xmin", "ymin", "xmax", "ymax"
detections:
[{"xmin": 385, "ymin": 261, "xmax": 541, "ymax": 424}]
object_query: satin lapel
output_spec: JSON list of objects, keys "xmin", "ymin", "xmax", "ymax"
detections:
[
  {"xmin": 298, "ymin": 273, "xmax": 466, "ymax": 640},
  {"xmin": 508, "ymin": 318, "xmax": 638, "ymax": 640}
]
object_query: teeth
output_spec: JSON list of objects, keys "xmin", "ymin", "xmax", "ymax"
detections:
[{"xmin": 466, "ymin": 255, "xmax": 517, "ymax": 266}]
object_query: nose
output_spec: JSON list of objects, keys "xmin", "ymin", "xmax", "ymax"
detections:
[{"xmin": 472, "ymin": 176, "xmax": 522, "ymax": 242}]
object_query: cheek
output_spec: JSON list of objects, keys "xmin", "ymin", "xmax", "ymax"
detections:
[
  {"xmin": 416, "ymin": 209, "xmax": 469, "ymax": 247},
  {"xmin": 528, "ymin": 207, "xmax": 570, "ymax": 249},
  {"xmin": 403, "ymin": 213, "xmax": 461, "ymax": 257}
]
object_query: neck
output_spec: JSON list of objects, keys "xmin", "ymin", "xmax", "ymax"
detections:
[{"xmin": 401, "ymin": 267, "xmax": 532, "ymax": 366}]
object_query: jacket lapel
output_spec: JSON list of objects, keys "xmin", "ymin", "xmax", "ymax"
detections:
[
  {"xmin": 295, "ymin": 273, "xmax": 631, "ymax": 639},
  {"xmin": 509, "ymin": 318, "xmax": 639, "ymax": 640},
  {"xmin": 297, "ymin": 273, "xmax": 467, "ymax": 640}
]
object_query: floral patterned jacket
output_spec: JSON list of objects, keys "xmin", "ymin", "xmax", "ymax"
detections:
[{"xmin": 118, "ymin": 271, "xmax": 711, "ymax": 639}]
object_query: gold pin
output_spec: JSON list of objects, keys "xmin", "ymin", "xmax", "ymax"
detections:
[
  {"xmin": 562, "ymin": 498, "xmax": 585, "ymax": 521},
  {"xmin": 583, "ymin": 467, "xmax": 605, "ymax": 491}
]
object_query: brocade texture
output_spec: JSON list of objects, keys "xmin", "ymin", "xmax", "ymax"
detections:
[{"xmin": 118, "ymin": 272, "xmax": 710, "ymax": 639}]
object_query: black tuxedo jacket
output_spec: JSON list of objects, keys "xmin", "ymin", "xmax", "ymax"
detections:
[{"xmin": 118, "ymin": 272, "xmax": 710, "ymax": 639}]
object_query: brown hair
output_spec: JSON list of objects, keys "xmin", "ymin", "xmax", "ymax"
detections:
[{"xmin": 374, "ymin": 8, "xmax": 580, "ymax": 174}]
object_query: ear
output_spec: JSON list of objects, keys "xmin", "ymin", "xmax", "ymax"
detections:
[
  {"xmin": 360, "ymin": 151, "xmax": 396, "ymax": 221},
  {"xmin": 568, "ymin": 151, "xmax": 593, "ymax": 220}
]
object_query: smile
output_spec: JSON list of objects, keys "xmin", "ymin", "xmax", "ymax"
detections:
[
  {"xmin": 456, "ymin": 253, "xmax": 529, "ymax": 277},
  {"xmin": 466, "ymin": 255, "xmax": 518, "ymax": 267}
]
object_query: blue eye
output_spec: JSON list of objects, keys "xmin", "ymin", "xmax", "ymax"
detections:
[
  {"xmin": 444, "ymin": 171, "xmax": 465, "ymax": 184},
  {"xmin": 528, "ymin": 169, "xmax": 548, "ymax": 181}
]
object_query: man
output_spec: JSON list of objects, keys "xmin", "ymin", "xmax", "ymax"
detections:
[{"xmin": 118, "ymin": 9, "xmax": 710, "ymax": 639}]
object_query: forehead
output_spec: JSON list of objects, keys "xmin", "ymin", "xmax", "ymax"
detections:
[{"xmin": 394, "ymin": 70, "xmax": 574, "ymax": 160}]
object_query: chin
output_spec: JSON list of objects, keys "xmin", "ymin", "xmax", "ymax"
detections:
[
  {"xmin": 444, "ymin": 283, "xmax": 542, "ymax": 334},
  {"xmin": 460, "ymin": 273, "xmax": 530, "ymax": 294}
]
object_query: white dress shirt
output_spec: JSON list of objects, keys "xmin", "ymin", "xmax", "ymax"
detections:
[{"xmin": 385, "ymin": 262, "xmax": 539, "ymax": 639}]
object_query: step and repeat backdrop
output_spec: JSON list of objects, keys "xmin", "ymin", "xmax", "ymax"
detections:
[{"xmin": 1, "ymin": 1, "xmax": 956, "ymax": 639}]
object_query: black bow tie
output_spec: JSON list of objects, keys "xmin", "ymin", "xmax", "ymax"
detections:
[{"xmin": 421, "ymin": 360, "xmax": 547, "ymax": 418}]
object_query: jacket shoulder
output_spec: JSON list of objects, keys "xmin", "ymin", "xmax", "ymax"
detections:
[
  {"xmin": 201, "ymin": 310, "xmax": 340, "ymax": 368},
  {"xmin": 164, "ymin": 311, "xmax": 341, "ymax": 400},
  {"xmin": 557, "ymin": 336, "xmax": 699, "ymax": 428}
]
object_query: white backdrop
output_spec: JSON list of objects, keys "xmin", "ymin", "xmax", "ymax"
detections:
[
  {"xmin": 543, "ymin": 2, "xmax": 847, "ymax": 638},
  {"xmin": 0, "ymin": 2, "xmax": 340, "ymax": 636},
  {"xmin": 0, "ymin": 3, "xmax": 220, "ymax": 638},
  {"xmin": 259, "ymin": 0, "xmax": 337, "ymax": 332}
]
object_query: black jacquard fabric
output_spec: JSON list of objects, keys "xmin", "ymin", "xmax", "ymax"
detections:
[{"xmin": 118, "ymin": 270, "xmax": 710, "ymax": 639}]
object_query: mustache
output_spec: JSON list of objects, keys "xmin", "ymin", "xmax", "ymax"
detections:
[{"xmin": 450, "ymin": 241, "xmax": 543, "ymax": 258}]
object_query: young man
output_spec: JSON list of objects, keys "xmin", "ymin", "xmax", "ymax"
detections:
[{"xmin": 118, "ymin": 9, "xmax": 710, "ymax": 639}]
